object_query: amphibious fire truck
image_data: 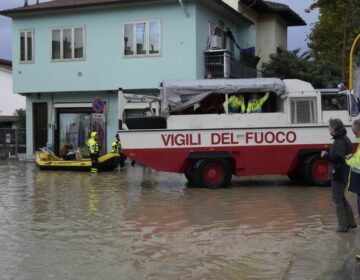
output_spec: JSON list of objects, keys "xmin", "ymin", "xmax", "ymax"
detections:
[{"xmin": 118, "ymin": 78, "xmax": 360, "ymax": 188}]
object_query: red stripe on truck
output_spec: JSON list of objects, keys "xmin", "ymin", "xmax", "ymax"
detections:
[{"xmin": 123, "ymin": 143, "xmax": 327, "ymax": 176}]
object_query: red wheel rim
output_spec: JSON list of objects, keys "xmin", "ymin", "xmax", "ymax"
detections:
[
  {"xmin": 202, "ymin": 163, "xmax": 224, "ymax": 185},
  {"xmin": 312, "ymin": 159, "xmax": 329, "ymax": 182}
]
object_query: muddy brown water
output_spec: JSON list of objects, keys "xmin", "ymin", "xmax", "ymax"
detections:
[{"xmin": 0, "ymin": 161, "xmax": 359, "ymax": 280}]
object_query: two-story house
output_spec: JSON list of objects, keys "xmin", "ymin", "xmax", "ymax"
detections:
[{"xmin": 1, "ymin": 0, "xmax": 304, "ymax": 159}]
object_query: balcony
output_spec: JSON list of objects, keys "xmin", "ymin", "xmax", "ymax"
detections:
[{"xmin": 204, "ymin": 50, "xmax": 257, "ymax": 79}]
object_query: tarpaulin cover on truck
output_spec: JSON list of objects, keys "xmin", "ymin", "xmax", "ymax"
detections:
[{"xmin": 161, "ymin": 78, "xmax": 287, "ymax": 115}]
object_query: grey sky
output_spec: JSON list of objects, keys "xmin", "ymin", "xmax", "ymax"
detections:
[{"xmin": 0, "ymin": 0, "xmax": 319, "ymax": 60}]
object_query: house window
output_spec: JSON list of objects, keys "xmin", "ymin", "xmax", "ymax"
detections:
[
  {"xmin": 124, "ymin": 20, "xmax": 161, "ymax": 56},
  {"xmin": 51, "ymin": 26, "xmax": 85, "ymax": 61},
  {"xmin": 20, "ymin": 30, "xmax": 34, "ymax": 63}
]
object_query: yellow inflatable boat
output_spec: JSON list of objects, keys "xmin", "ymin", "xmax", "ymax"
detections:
[{"xmin": 36, "ymin": 150, "xmax": 120, "ymax": 171}]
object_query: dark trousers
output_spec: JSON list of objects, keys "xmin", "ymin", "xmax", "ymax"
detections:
[
  {"xmin": 349, "ymin": 171, "xmax": 360, "ymax": 217},
  {"xmin": 90, "ymin": 153, "xmax": 99, "ymax": 171},
  {"xmin": 332, "ymin": 180, "xmax": 356, "ymax": 228}
]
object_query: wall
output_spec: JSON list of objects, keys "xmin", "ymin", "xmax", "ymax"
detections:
[
  {"xmin": 12, "ymin": 3, "xmax": 198, "ymax": 93},
  {"xmin": 221, "ymin": 0, "xmax": 238, "ymax": 11},
  {"xmin": 25, "ymin": 91, "xmax": 118, "ymax": 156},
  {"xmin": 256, "ymin": 16, "xmax": 287, "ymax": 68},
  {"xmin": 195, "ymin": 3, "xmax": 252, "ymax": 78},
  {"xmin": 0, "ymin": 68, "xmax": 25, "ymax": 115}
]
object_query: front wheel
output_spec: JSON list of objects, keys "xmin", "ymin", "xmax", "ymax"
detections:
[
  {"xmin": 304, "ymin": 154, "xmax": 330, "ymax": 186},
  {"xmin": 194, "ymin": 158, "xmax": 232, "ymax": 188}
]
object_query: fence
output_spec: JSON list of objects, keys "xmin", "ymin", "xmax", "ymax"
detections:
[{"xmin": 0, "ymin": 128, "xmax": 26, "ymax": 159}]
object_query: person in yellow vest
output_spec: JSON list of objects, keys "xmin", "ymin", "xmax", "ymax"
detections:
[
  {"xmin": 246, "ymin": 92, "xmax": 270, "ymax": 113},
  {"xmin": 223, "ymin": 94, "xmax": 245, "ymax": 113},
  {"xmin": 345, "ymin": 119, "xmax": 360, "ymax": 260},
  {"xmin": 87, "ymin": 131, "xmax": 100, "ymax": 174},
  {"xmin": 112, "ymin": 134, "xmax": 125, "ymax": 168},
  {"xmin": 112, "ymin": 134, "xmax": 121, "ymax": 153}
]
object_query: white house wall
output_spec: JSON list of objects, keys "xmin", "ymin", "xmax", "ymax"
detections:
[
  {"xmin": 221, "ymin": 0, "xmax": 238, "ymax": 11},
  {"xmin": 257, "ymin": 16, "xmax": 287, "ymax": 67},
  {"xmin": 0, "ymin": 68, "xmax": 25, "ymax": 115}
]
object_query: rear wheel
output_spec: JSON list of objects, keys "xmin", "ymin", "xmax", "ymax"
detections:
[
  {"xmin": 194, "ymin": 158, "xmax": 232, "ymax": 188},
  {"xmin": 304, "ymin": 154, "xmax": 330, "ymax": 186}
]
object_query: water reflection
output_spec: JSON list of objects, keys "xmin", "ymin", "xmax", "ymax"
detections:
[{"xmin": 0, "ymin": 161, "xmax": 359, "ymax": 279}]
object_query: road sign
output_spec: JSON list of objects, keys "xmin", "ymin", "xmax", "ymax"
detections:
[
  {"xmin": 92, "ymin": 113, "xmax": 104, "ymax": 120},
  {"xmin": 92, "ymin": 98, "xmax": 105, "ymax": 113}
]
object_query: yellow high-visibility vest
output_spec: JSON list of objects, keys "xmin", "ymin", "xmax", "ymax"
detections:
[
  {"xmin": 223, "ymin": 95, "xmax": 245, "ymax": 113},
  {"xmin": 246, "ymin": 92, "xmax": 269, "ymax": 113},
  {"xmin": 112, "ymin": 140, "xmax": 121, "ymax": 154},
  {"xmin": 87, "ymin": 138, "xmax": 99, "ymax": 154},
  {"xmin": 346, "ymin": 138, "xmax": 360, "ymax": 172}
]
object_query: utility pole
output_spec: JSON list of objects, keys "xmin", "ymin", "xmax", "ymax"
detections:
[{"xmin": 342, "ymin": 0, "xmax": 353, "ymax": 82}]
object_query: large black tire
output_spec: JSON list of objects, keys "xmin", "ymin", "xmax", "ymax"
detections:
[
  {"xmin": 288, "ymin": 171, "xmax": 303, "ymax": 183},
  {"xmin": 125, "ymin": 116, "xmax": 166, "ymax": 129},
  {"xmin": 184, "ymin": 161, "xmax": 200, "ymax": 187},
  {"xmin": 287, "ymin": 165, "xmax": 305, "ymax": 183},
  {"xmin": 304, "ymin": 154, "xmax": 330, "ymax": 186},
  {"xmin": 194, "ymin": 158, "xmax": 232, "ymax": 188}
]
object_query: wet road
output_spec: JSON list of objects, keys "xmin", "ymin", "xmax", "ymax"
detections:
[{"xmin": 0, "ymin": 160, "xmax": 360, "ymax": 280}]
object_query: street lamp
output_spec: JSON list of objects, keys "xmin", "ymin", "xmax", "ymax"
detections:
[{"xmin": 349, "ymin": 33, "xmax": 360, "ymax": 90}]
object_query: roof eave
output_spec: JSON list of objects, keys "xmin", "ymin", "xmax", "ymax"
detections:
[
  {"xmin": 275, "ymin": 10, "xmax": 306, "ymax": 26},
  {"xmin": 200, "ymin": 0, "xmax": 253, "ymax": 26},
  {"xmin": 239, "ymin": 0, "xmax": 306, "ymax": 26},
  {"xmin": 0, "ymin": 0, "xmax": 173, "ymax": 17},
  {"xmin": 1, "ymin": 0, "xmax": 253, "ymax": 26}
]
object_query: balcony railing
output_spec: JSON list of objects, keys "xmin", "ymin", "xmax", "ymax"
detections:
[{"xmin": 204, "ymin": 51, "xmax": 257, "ymax": 79}]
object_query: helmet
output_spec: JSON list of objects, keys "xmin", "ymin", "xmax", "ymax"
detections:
[{"xmin": 90, "ymin": 131, "xmax": 98, "ymax": 138}]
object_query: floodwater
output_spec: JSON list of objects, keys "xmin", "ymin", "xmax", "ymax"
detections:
[{"xmin": 0, "ymin": 161, "xmax": 359, "ymax": 280}]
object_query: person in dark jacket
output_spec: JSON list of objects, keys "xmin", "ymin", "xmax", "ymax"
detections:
[{"xmin": 321, "ymin": 118, "xmax": 356, "ymax": 232}]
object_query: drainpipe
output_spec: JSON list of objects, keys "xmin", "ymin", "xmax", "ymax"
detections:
[{"xmin": 178, "ymin": 0, "xmax": 189, "ymax": 18}]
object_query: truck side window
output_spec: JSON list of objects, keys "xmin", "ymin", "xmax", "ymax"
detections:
[
  {"xmin": 261, "ymin": 92, "xmax": 276, "ymax": 113},
  {"xmin": 322, "ymin": 95, "xmax": 347, "ymax": 111}
]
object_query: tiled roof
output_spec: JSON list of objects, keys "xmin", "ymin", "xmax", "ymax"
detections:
[
  {"xmin": 0, "ymin": 0, "xmax": 252, "ymax": 26},
  {"xmin": 1, "ymin": 0, "xmax": 138, "ymax": 14},
  {"xmin": 240, "ymin": 0, "xmax": 306, "ymax": 26},
  {"xmin": 0, "ymin": 59, "xmax": 12, "ymax": 71}
]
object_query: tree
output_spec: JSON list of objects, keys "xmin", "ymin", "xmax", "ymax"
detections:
[
  {"xmin": 306, "ymin": 0, "xmax": 360, "ymax": 82},
  {"xmin": 14, "ymin": 108, "xmax": 26, "ymax": 128},
  {"xmin": 261, "ymin": 48, "xmax": 341, "ymax": 88}
]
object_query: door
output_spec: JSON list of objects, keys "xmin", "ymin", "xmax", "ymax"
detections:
[{"xmin": 33, "ymin": 103, "xmax": 48, "ymax": 152}]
